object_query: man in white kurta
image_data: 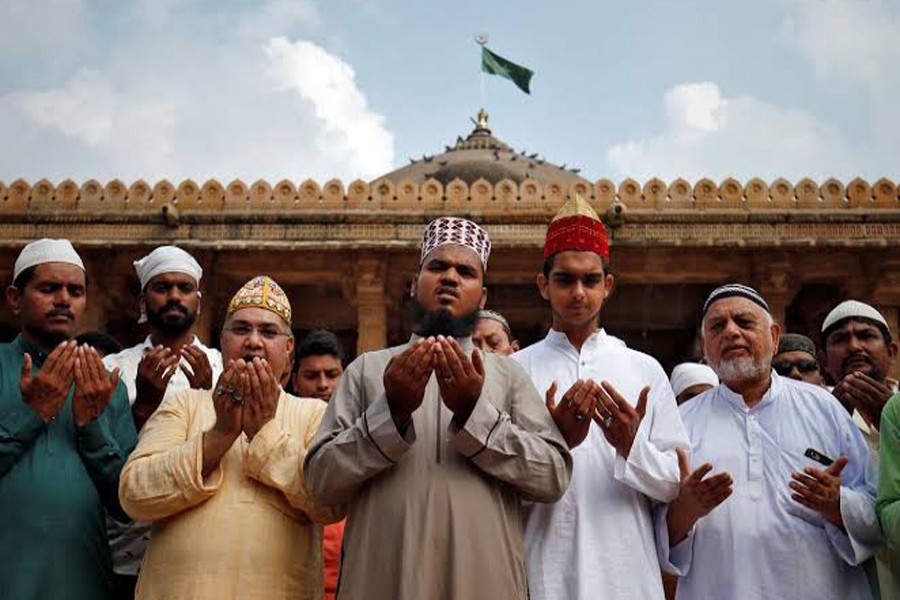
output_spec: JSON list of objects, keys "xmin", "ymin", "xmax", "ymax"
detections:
[
  {"xmin": 103, "ymin": 246, "xmax": 222, "ymax": 595},
  {"xmin": 656, "ymin": 284, "xmax": 882, "ymax": 600},
  {"xmin": 515, "ymin": 195, "xmax": 687, "ymax": 599}
]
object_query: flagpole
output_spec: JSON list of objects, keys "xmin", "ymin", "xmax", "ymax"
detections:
[{"xmin": 475, "ymin": 34, "xmax": 488, "ymax": 114}]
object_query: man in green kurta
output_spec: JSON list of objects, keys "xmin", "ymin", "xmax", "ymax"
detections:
[{"xmin": 0, "ymin": 239, "xmax": 137, "ymax": 599}]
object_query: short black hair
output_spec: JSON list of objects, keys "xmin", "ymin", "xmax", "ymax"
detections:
[
  {"xmin": 294, "ymin": 330, "xmax": 345, "ymax": 374},
  {"xmin": 13, "ymin": 265, "xmax": 90, "ymax": 291},
  {"xmin": 542, "ymin": 253, "xmax": 611, "ymax": 278},
  {"xmin": 75, "ymin": 331, "xmax": 124, "ymax": 356},
  {"xmin": 822, "ymin": 316, "xmax": 893, "ymax": 346}
]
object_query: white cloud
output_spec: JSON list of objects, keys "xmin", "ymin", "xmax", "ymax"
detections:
[
  {"xmin": 607, "ymin": 82, "xmax": 856, "ymax": 181},
  {"xmin": 263, "ymin": 37, "xmax": 394, "ymax": 178},
  {"xmin": 0, "ymin": 1, "xmax": 394, "ymax": 183}
]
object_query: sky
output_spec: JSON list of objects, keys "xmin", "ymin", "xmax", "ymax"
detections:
[{"xmin": 2, "ymin": 0, "xmax": 899, "ymax": 185}]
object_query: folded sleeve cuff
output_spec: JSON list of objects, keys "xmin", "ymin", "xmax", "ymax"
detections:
[
  {"xmin": 654, "ymin": 503, "xmax": 694, "ymax": 576},
  {"xmin": 243, "ymin": 419, "xmax": 283, "ymax": 479},
  {"xmin": 827, "ymin": 486, "xmax": 881, "ymax": 565},
  {"xmin": 450, "ymin": 394, "xmax": 502, "ymax": 459},
  {"xmin": 363, "ymin": 394, "xmax": 415, "ymax": 463},
  {"xmin": 185, "ymin": 434, "xmax": 224, "ymax": 494},
  {"xmin": 76, "ymin": 416, "xmax": 116, "ymax": 453}
]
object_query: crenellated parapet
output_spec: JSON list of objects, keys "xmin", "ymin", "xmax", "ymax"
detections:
[{"xmin": 1, "ymin": 176, "xmax": 899, "ymax": 215}]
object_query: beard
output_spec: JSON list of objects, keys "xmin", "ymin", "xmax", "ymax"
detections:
[
  {"xmin": 410, "ymin": 300, "xmax": 480, "ymax": 338},
  {"xmin": 146, "ymin": 302, "xmax": 197, "ymax": 336},
  {"xmin": 713, "ymin": 354, "xmax": 771, "ymax": 387}
]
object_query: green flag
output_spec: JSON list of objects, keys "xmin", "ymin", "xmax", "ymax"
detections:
[{"xmin": 481, "ymin": 46, "xmax": 533, "ymax": 94}]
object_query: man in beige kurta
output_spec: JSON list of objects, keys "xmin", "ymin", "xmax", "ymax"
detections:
[
  {"xmin": 304, "ymin": 217, "xmax": 572, "ymax": 600},
  {"xmin": 120, "ymin": 276, "xmax": 344, "ymax": 599}
]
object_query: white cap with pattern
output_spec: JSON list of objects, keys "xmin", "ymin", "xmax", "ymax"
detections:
[{"xmin": 13, "ymin": 239, "xmax": 85, "ymax": 282}]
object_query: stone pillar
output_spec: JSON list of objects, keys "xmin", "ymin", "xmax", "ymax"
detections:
[
  {"xmin": 354, "ymin": 254, "xmax": 388, "ymax": 354},
  {"xmin": 872, "ymin": 258, "xmax": 900, "ymax": 381},
  {"xmin": 81, "ymin": 254, "xmax": 111, "ymax": 334},
  {"xmin": 753, "ymin": 260, "xmax": 798, "ymax": 328}
]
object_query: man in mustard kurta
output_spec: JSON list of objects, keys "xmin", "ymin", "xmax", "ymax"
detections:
[
  {"xmin": 304, "ymin": 217, "xmax": 573, "ymax": 600},
  {"xmin": 119, "ymin": 276, "xmax": 344, "ymax": 600}
]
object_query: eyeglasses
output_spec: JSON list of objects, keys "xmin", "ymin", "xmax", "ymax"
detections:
[
  {"xmin": 222, "ymin": 324, "xmax": 290, "ymax": 341},
  {"xmin": 772, "ymin": 358, "xmax": 820, "ymax": 376}
]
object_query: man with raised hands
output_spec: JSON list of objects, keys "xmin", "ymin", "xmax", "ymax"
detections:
[
  {"xmin": 658, "ymin": 284, "xmax": 881, "ymax": 599},
  {"xmin": 514, "ymin": 195, "xmax": 687, "ymax": 600},
  {"xmin": 0, "ymin": 238, "xmax": 136, "ymax": 599},
  {"xmin": 119, "ymin": 276, "xmax": 342, "ymax": 600},
  {"xmin": 305, "ymin": 216, "xmax": 571, "ymax": 600}
]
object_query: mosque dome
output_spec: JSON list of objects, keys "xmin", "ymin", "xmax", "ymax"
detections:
[{"xmin": 373, "ymin": 110, "xmax": 590, "ymax": 188}]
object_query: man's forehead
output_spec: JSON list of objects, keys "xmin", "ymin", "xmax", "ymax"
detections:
[
  {"xmin": 300, "ymin": 354, "xmax": 342, "ymax": 368},
  {"xmin": 705, "ymin": 296, "xmax": 767, "ymax": 320},
  {"xmin": 475, "ymin": 318, "xmax": 506, "ymax": 335},
  {"xmin": 550, "ymin": 250, "xmax": 605, "ymax": 273},
  {"xmin": 148, "ymin": 271, "xmax": 198, "ymax": 285},
  {"xmin": 830, "ymin": 318, "xmax": 882, "ymax": 335},
  {"xmin": 33, "ymin": 262, "xmax": 86, "ymax": 283},
  {"xmin": 228, "ymin": 306, "xmax": 286, "ymax": 326},
  {"xmin": 423, "ymin": 244, "xmax": 482, "ymax": 268}
]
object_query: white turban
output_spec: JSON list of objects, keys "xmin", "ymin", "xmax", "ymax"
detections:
[
  {"xmin": 13, "ymin": 239, "xmax": 84, "ymax": 282},
  {"xmin": 134, "ymin": 246, "xmax": 202, "ymax": 290},
  {"xmin": 670, "ymin": 363, "xmax": 719, "ymax": 398}
]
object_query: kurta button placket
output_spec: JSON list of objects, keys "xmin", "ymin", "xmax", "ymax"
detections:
[{"xmin": 747, "ymin": 411, "xmax": 763, "ymax": 499}]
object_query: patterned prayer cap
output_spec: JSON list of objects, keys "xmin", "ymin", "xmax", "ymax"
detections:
[
  {"xmin": 477, "ymin": 309, "xmax": 513, "ymax": 337},
  {"xmin": 544, "ymin": 195, "xmax": 609, "ymax": 260},
  {"xmin": 777, "ymin": 333, "xmax": 817, "ymax": 357},
  {"xmin": 702, "ymin": 283, "xmax": 770, "ymax": 317},
  {"xmin": 420, "ymin": 217, "xmax": 491, "ymax": 271},
  {"xmin": 226, "ymin": 276, "xmax": 292, "ymax": 325}
]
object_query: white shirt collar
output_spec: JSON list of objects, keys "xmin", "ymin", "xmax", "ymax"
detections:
[{"xmin": 717, "ymin": 369, "xmax": 780, "ymax": 412}]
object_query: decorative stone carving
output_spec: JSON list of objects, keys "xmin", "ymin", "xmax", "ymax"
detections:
[
  {"xmin": 667, "ymin": 178, "xmax": 693, "ymax": 209},
  {"xmin": 544, "ymin": 179, "xmax": 566, "ymax": 209},
  {"xmin": 770, "ymin": 178, "xmax": 794, "ymax": 208},
  {"xmin": 847, "ymin": 177, "xmax": 872, "ymax": 208},
  {"xmin": 242, "ymin": 180, "xmax": 272, "ymax": 211},
  {"xmin": 618, "ymin": 178, "xmax": 641, "ymax": 208},
  {"xmin": 569, "ymin": 180, "xmax": 592, "ymax": 201},
  {"xmin": 795, "ymin": 178, "xmax": 819, "ymax": 208},
  {"xmin": 446, "ymin": 178, "xmax": 469, "ymax": 208},
  {"xmin": 594, "ymin": 178, "xmax": 616, "ymax": 211},
  {"xmin": 420, "ymin": 178, "xmax": 443, "ymax": 204},
  {"xmin": 693, "ymin": 178, "xmax": 717, "ymax": 208},
  {"xmin": 0, "ymin": 181, "xmax": 23, "ymax": 214},
  {"xmin": 345, "ymin": 179, "xmax": 371, "ymax": 208},
  {"xmin": 197, "ymin": 180, "xmax": 224, "ymax": 210},
  {"xmin": 274, "ymin": 179, "xmax": 299, "ymax": 208},
  {"xmin": 225, "ymin": 180, "xmax": 249, "ymax": 206},
  {"xmin": 322, "ymin": 178, "xmax": 345, "ymax": 207},
  {"xmin": 518, "ymin": 179, "xmax": 542, "ymax": 210},
  {"xmin": 30, "ymin": 179, "xmax": 56, "ymax": 212},
  {"xmin": 152, "ymin": 180, "xmax": 175, "ymax": 207},
  {"xmin": 56, "ymin": 179, "xmax": 79, "ymax": 210},
  {"xmin": 873, "ymin": 178, "xmax": 897, "ymax": 208},
  {"xmin": 495, "ymin": 178, "xmax": 518, "ymax": 206},
  {"xmin": 744, "ymin": 178, "xmax": 769, "ymax": 208},
  {"xmin": 297, "ymin": 179, "xmax": 321, "ymax": 207},
  {"xmin": 371, "ymin": 178, "xmax": 395, "ymax": 206},
  {"xmin": 718, "ymin": 178, "xmax": 743, "ymax": 208},
  {"xmin": 642, "ymin": 177, "xmax": 667, "ymax": 209},
  {"xmin": 470, "ymin": 178, "xmax": 492, "ymax": 205},
  {"xmin": 820, "ymin": 178, "xmax": 845, "ymax": 207},
  {"xmin": 105, "ymin": 180, "xmax": 129, "ymax": 210},
  {"xmin": 6, "ymin": 179, "xmax": 30, "ymax": 212}
]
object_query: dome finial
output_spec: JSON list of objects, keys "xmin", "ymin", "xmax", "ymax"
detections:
[{"xmin": 470, "ymin": 108, "xmax": 489, "ymax": 133}]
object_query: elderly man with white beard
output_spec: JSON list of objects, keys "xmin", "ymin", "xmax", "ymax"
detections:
[{"xmin": 656, "ymin": 283, "xmax": 882, "ymax": 600}]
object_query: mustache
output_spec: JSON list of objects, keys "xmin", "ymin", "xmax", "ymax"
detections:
[
  {"xmin": 46, "ymin": 308, "xmax": 74, "ymax": 319},
  {"xmin": 843, "ymin": 353, "xmax": 872, "ymax": 368},
  {"xmin": 157, "ymin": 302, "xmax": 188, "ymax": 315}
]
